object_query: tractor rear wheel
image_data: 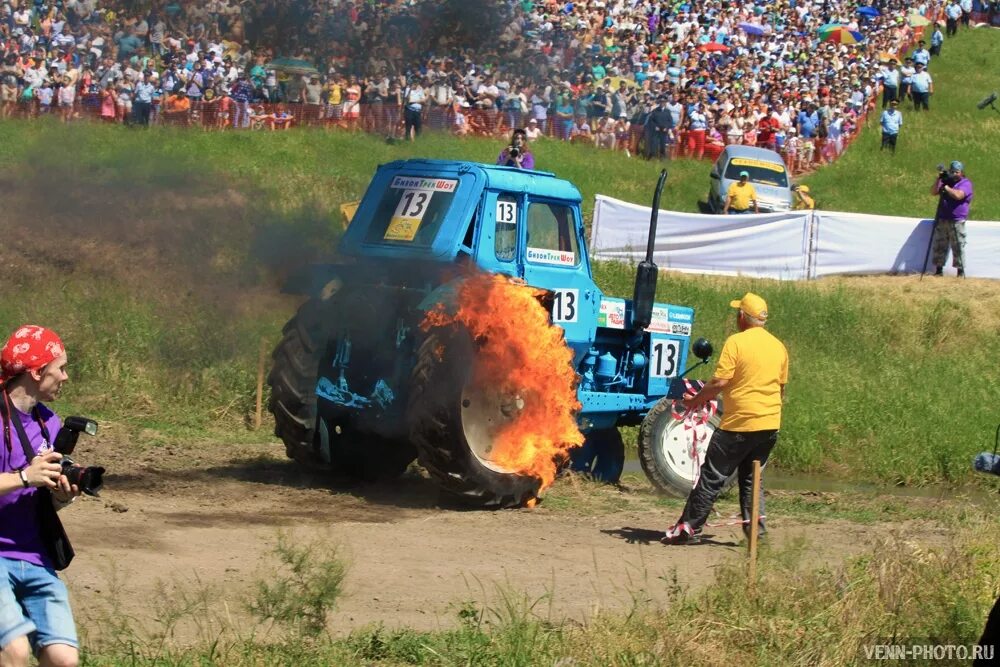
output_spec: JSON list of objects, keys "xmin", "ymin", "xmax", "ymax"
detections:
[
  {"xmin": 268, "ymin": 298, "xmax": 415, "ymax": 480},
  {"xmin": 408, "ymin": 329, "xmax": 543, "ymax": 508},
  {"xmin": 269, "ymin": 299, "xmax": 326, "ymax": 465},
  {"xmin": 638, "ymin": 396, "xmax": 722, "ymax": 497}
]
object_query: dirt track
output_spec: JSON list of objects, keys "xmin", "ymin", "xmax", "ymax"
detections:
[{"xmin": 57, "ymin": 440, "xmax": 930, "ymax": 644}]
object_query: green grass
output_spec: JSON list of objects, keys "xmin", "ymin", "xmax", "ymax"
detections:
[{"xmin": 0, "ymin": 30, "xmax": 997, "ymax": 482}]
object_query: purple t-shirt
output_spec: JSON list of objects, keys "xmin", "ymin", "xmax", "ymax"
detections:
[
  {"xmin": 0, "ymin": 403, "xmax": 61, "ymax": 567},
  {"xmin": 496, "ymin": 149, "xmax": 535, "ymax": 170},
  {"xmin": 936, "ymin": 177, "xmax": 973, "ymax": 221}
]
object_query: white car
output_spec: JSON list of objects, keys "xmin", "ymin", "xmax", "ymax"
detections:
[{"xmin": 708, "ymin": 145, "xmax": 794, "ymax": 213}]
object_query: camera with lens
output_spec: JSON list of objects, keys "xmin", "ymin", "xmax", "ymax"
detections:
[
  {"xmin": 509, "ymin": 145, "xmax": 521, "ymax": 158},
  {"xmin": 53, "ymin": 417, "xmax": 105, "ymax": 497},
  {"xmin": 936, "ymin": 164, "xmax": 954, "ymax": 185}
]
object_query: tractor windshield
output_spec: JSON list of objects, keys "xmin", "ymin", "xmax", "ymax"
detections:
[{"xmin": 364, "ymin": 175, "xmax": 460, "ymax": 247}]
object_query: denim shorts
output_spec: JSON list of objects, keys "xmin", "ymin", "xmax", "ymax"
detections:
[{"xmin": 0, "ymin": 557, "xmax": 78, "ymax": 651}]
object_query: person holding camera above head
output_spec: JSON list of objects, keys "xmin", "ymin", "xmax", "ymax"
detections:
[
  {"xmin": 0, "ymin": 325, "xmax": 81, "ymax": 667},
  {"xmin": 930, "ymin": 161, "xmax": 974, "ymax": 277},
  {"xmin": 496, "ymin": 128, "xmax": 535, "ymax": 170}
]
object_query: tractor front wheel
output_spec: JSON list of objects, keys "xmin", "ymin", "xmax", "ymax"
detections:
[
  {"xmin": 638, "ymin": 396, "xmax": 722, "ymax": 497},
  {"xmin": 408, "ymin": 329, "xmax": 544, "ymax": 509}
]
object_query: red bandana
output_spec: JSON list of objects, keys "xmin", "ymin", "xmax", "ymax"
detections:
[{"xmin": 0, "ymin": 325, "xmax": 65, "ymax": 381}]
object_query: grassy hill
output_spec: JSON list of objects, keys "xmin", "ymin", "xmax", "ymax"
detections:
[{"xmin": 0, "ymin": 29, "xmax": 997, "ymax": 486}]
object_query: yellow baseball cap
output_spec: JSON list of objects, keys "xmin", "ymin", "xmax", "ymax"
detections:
[{"xmin": 730, "ymin": 292, "xmax": 769, "ymax": 321}]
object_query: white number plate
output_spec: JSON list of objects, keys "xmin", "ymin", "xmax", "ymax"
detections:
[
  {"xmin": 551, "ymin": 289, "xmax": 578, "ymax": 323},
  {"xmin": 649, "ymin": 339, "xmax": 680, "ymax": 378}
]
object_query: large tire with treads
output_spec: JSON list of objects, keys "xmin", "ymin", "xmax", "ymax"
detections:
[
  {"xmin": 268, "ymin": 298, "xmax": 416, "ymax": 480},
  {"xmin": 407, "ymin": 329, "xmax": 542, "ymax": 508},
  {"xmin": 268, "ymin": 299, "xmax": 326, "ymax": 465},
  {"xmin": 638, "ymin": 396, "xmax": 724, "ymax": 497}
]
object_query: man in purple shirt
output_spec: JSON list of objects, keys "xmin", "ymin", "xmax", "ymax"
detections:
[
  {"xmin": 930, "ymin": 160, "xmax": 974, "ymax": 277},
  {"xmin": 496, "ymin": 129, "xmax": 536, "ymax": 170},
  {"xmin": 0, "ymin": 325, "xmax": 81, "ymax": 667}
]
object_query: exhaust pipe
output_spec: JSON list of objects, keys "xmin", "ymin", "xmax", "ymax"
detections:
[{"xmin": 632, "ymin": 169, "xmax": 667, "ymax": 331}]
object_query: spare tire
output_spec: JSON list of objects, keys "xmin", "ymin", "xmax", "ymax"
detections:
[
  {"xmin": 407, "ymin": 328, "xmax": 543, "ymax": 509},
  {"xmin": 638, "ymin": 396, "xmax": 724, "ymax": 497}
]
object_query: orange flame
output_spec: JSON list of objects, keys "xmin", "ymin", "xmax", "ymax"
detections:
[{"xmin": 422, "ymin": 273, "xmax": 584, "ymax": 494}]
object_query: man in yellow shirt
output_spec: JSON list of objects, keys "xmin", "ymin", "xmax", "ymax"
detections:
[
  {"xmin": 723, "ymin": 170, "xmax": 759, "ymax": 214},
  {"xmin": 793, "ymin": 184, "xmax": 815, "ymax": 210},
  {"xmin": 663, "ymin": 292, "xmax": 788, "ymax": 545}
]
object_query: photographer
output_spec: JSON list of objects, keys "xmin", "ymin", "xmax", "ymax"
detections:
[
  {"xmin": 0, "ymin": 326, "xmax": 80, "ymax": 667},
  {"xmin": 496, "ymin": 129, "xmax": 535, "ymax": 170},
  {"xmin": 930, "ymin": 161, "xmax": 974, "ymax": 277}
]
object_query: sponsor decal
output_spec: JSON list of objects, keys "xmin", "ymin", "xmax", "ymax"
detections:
[
  {"xmin": 646, "ymin": 305, "xmax": 670, "ymax": 333},
  {"xmin": 729, "ymin": 157, "xmax": 786, "ymax": 173},
  {"xmin": 527, "ymin": 247, "xmax": 576, "ymax": 266},
  {"xmin": 599, "ymin": 299, "xmax": 626, "ymax": 329},
  {"xmin": 667, "ymin": 307, "xmax": 693, "ymax": 323},
  {"xmin": 390, "ymin": 176, "xmax": 458, "ymax": 192},
  {"xmin": 670, "ymin": 323, "xmax": 692, "ymax": 336}
]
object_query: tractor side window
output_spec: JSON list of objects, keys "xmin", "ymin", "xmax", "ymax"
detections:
[
  {"xmin": 494, "ymin": 196, "xmax": 518, "ymax": 262},
  {"xmin": 525, "ymin": 202, "xmax": 580, "ymax": 267}
]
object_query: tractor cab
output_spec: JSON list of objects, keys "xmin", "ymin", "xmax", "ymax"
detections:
[{"xmin": 340, "ymin": 160, "xmax": 601, "ymax": 362}]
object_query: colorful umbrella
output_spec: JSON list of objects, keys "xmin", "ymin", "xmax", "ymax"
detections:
[
  {"xmin": 908, "ymin": 14, "xmax": 931, "ymax": 26},
  {"xmin": 697, "ymin": 42, "xmax": 731, "ymax": 52},
  {"xmin": 816, "ymin": 24, "xmax": 865, "ymax": 44},
  {"xmin": 738, "ymin": 22, "xmax": 766, "ymax": 35},
  {"xmin": 857, "ymin": 6, "xmax": 880, "ymax": 17}
]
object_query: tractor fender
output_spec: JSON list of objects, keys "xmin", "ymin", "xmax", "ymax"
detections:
[
  {"xmin": 416, "ymin": 276, "xmax": 553, "ymax": 320},
  {"xmin": 281, "ymin": 264, "xmax": 346, "ymax": 298},
  {"xmin": 415, "ymin": 279, "xmax": 462, "ymax": 318}
]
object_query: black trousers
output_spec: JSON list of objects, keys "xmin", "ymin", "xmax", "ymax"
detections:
[
  {"xmin": 881, "ymin": 131, "xmax": 898, "ymax": 151},
  {"xmin": 882, "ymin": 86, "xmax": 898, "ymax": 108},
  {"xmin": 646, "ymin": 129, "xmax": 667, "ymax": 159},
  {"xmin": 946, "ymin": 16, "xmax": 958, "ymax": 35},
  {"xmin": 913, "ymin": 91, "xmax": 930, "ymax": 111},
  {"xmin": 132, "ymin": 101, "xmax": 151, "ymax": 126},
  {"xmin": 678, "ymin": 428, "xmax": 778, "ymax": 533},
  {"xmin": 404, "ymin": 107, "xmax": 422, "ymax": 138}
]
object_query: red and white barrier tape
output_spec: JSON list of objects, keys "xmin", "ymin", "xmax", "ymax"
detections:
[{"xmin": 670, "ymin": 378, "xmax": 718, "ymax": 488}]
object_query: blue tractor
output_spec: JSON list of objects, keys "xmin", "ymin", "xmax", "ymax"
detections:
[{"xmin": 268, "ymin": 159, "xmax": 718, "ymax": 508}]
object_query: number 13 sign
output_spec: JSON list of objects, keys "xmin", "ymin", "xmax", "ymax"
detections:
[{"xmin": 384, "ymin": 189, "xmax": 432, "ymax": 242}]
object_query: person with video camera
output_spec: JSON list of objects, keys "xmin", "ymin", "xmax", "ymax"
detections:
[
  {"xmin": 0, "ymin": 325, "xmax": 81, "ymax": 667},
  {"xmin": 930, "ymin": 161, "xmax": 974, "ymax": 277},
  {"xmin": 496, "ymin": 128, "xmax": 535, "ymax": 170}
]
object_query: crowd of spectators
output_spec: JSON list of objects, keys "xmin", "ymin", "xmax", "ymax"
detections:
[{"xmin": 0, "ymin": 0, "xmax": 984, "ymax": 169}]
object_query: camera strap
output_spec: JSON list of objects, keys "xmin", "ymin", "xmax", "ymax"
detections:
[{"xmin": 0, "ymin": 388, "xmax": 51, "ymax": 463}]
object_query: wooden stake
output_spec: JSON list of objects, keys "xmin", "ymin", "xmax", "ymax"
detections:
[
  {"xmin": 747, "ymin": 459, "xmax": 762, "ymax": 588},
  {"xmin": 254, "ymin": 337, "xmax": 266, "ymax": 430}
]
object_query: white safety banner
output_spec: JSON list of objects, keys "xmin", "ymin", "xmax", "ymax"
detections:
[
  {"xmin": 813, "ymin": 212, "xmax": 1000, "ymax": 279},
  {"xmin": 591, "ymin": 195, "xmax": 812, "ymax": 280}
]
